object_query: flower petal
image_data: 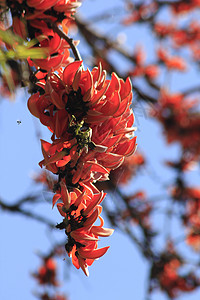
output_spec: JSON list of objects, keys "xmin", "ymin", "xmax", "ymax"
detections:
[{"xmin": 78, "ymin": 246, "xmax": 110, "ymax": 259}]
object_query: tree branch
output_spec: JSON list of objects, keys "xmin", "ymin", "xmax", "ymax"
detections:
[
  {"xmin": 0, "ymin": 198, "xmax": 55, "ymax": 228},
  {"xmin": 51, "ymin": 23, "xmax": 82, "ymax": 62}
]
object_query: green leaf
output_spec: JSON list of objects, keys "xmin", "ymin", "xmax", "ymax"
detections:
[
  {"xmin": 0, "ymin": 49, "xmax": 6, "ymax": 62},
  {"xmin": 1, "ymin": 61, "xmax": 15, "ymax": 94},
  {"xmin": 0, "ymin": 29, "xmax": 23, "ymax": 46},
  {"xmin": 25, "ymin": 35, "xmax": 46, "ymax": 48},
  {"xmin": 15, "ymin": 45, "xmax": 47, "ymax": 59}
]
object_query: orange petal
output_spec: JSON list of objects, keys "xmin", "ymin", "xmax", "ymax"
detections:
[
  {"xmin": 91, "ymin": 226, "xmax": 114, "ymax": 237},
  {"xmin": 72, "ymin": 163, "xmax": 84, "ymax": 184},
  {"xmin": 84, "ymin": 208, "xmax": 99, "ymax": 228},
  {"xmin": 78, "ymin": 256, "xmax": 89, "ymax": 277},
  {"xmin": 73, "ymin": 192, "xmax": 89, "ymax": 208},
  {"xmin": 72, "ymin": 68, "xmax": 82, "ymax": 91},
  {"xmin": 78, "ymin": 246, "xmax": 110, "ymax": 259},
  {"xmin": 60, "ymin": 182, "xmax": 71, "ymax": 209},
  {"xmin": 90, "ymin": 81, "xmax": 109, "ymax": 105},
  {"xmin": 27, "ymin": 92, "xmax": 40, "ymax": 118},
  {"xmin": 56, "ymin": 203, "xmax": 66, "ymax": 217},
  {"xmin": 83, "ymin": 191, "xmax": 105, "ymax": 216},
  {"xmin": 52, "ymin": 193, "xmax": 61, "ymax": 208},
  {"xmin": 63, "ymin": 61, "xmax": 83, "ymax": 86},
  {"xmin": 44, "ymin": 151, "xmax": 65, "ymax": 166},
  {"xmin": 98, "ymin": 91, "xmax": 121, "ymax": 116},
  {"xmin": 87, "ymin": 161, "xmax": 109, "ymax": 174},
  {"xmin": 70, "ymin": 231, "xmax": 98, "ymax": 241},
  {"xmin": 56, "ymin": 155, "xmax": 71, "ymax": 167}
]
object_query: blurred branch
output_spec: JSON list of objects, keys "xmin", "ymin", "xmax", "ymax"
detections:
[
  {"xmin": 0, "ymin": 197, "xmax": 55, "ymax": 227},
  {"xmin": 88, "ymin": 6, "xmax": 124, "ymax": 23},
  {"xmin": 182, "ymin": 85, "xmax": 200, "ymax": 96}
]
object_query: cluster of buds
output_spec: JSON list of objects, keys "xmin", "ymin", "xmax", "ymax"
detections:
[
  {"xmin": 2, "ymin": 1, "xmax": 137, "ymax": 275},
  {"xmin": 152, "ymin": 89, "xmax": 200, "ymax": 159}
]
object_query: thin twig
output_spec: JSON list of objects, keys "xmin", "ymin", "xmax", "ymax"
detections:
[{"xmin": 51, "ymin": 23, "xmax": 82, "ymax": 61}]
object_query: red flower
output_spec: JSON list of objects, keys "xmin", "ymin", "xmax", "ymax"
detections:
[
  {"xmin": 144, "ymin": 64, "xmax": 159, "ymax": 79},
  {"xmin": 28, "ymin": 61, "xmax": 134, "ymax": 126},
  {"xmin": 28, "ymin": 61, "xmax": 137, "ymax": 183},
  {"xmin": 171, "ymin": 1, "xmax": 198, "ymax": 15},
  {"xmin": 165, "ymin": 56, "xmax": 187, "ymax": 71},
  {"xmin": 157, "ymin": 48, "xmax": 187, "ymax": 71},
  {"xmin": 39, "ymin": 294, "xmax": 68, "ymax": 300},
  {"xmin": 53, "ymin": 182, "xmax": 114, "ymax": 276},
  {"xmin": 152, "ymin": 89, "xmax": 200, "ymax": 156},
  {"xmin": 133, "ymin": 45, "xmax": 146, "ymax": 66},
  {"xmin": 28, "ymin": 57, "xmax": 136, "ymax": 276},
  {"xmin": 34, "ymin": 257, "xmax": 58, "ymax": 286},
  {"xmin": 154, "ymin": 22, "xmax": 175, "ymax": 37},
  {"xmin": 6, "ymin": 0, "xmax": 81, "ymax": 23},
  {"xmin": 129, "ymin": 46, "xmax": 159, "ymax": 79},
  {"xmin": 150, "ymin": 244, "xmax": 198, "ymax": 298},
  {"xmin": 186, "ymin": 228, "xmax": 200, "ymax": 251},
  {"xmin": 29, "ymin": 23, "xmax": 72, "ymax": 71}
]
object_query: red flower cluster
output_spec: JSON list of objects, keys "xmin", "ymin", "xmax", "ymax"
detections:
[
  {"xmin": 28, "ymin": 59, "xmax": 136, "ymax": 274},
  {"xmin": 34, "ymin": 257, "xmax": 58, "ymax": 286},
  {"xmin": 129, "ymin": 46, "xmax": 159, "ymax": 80},
  {"xmin": 40, "ymin": 294, "xmax": 67, "ymax": 300},
  {"xmin": 28, "ymin": 61, "xmax": 136, "ymax": 177},
  {"xmin": 184, "ymin": 188, "xmax": 200, "ymax": 251},
  {"xmin": 154, "ymin": 20, "xmax": 200, "ymax": 63},
  {"xmin": 26, "ymin": 22, "xmax": 72, "ymax": 71},
  {"xmin": 171, "ymin": 0, "xmax": 200, "ymax": 15},
  {"xmin": 33, "ymin": 256, "xmax": 68, "ymax": 300},
  {"xmin": 53, "ymin": 183, "xmax": 114, "ymax": 276},
  {"xmin": 0, "ymin": 0, "xmax": 80, "ymax": 72},
  {"xmin": 158, "ymin": 257, "xmax": 197, "ymax": 298},
  {"xmin": 157, "ymin": 48, "xmax": 187, "ymax": 72},
  {"xmin": 154, "ymin": 22, "xmax": 175, "ymax": 38},
  {"xmin": 153, "ymin": 89, "xmax": 200, "ymax": 159},
  {"xmin": 171, "ymin": 182, "xmax": 200, "ymax": 252},
  {"xmin": 165, "ymin": 154, "xmax": 198, "ymax": 172},
  {"xmin": 150, "ymin": 246, "xmax": 199, "ymax": 298}
]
